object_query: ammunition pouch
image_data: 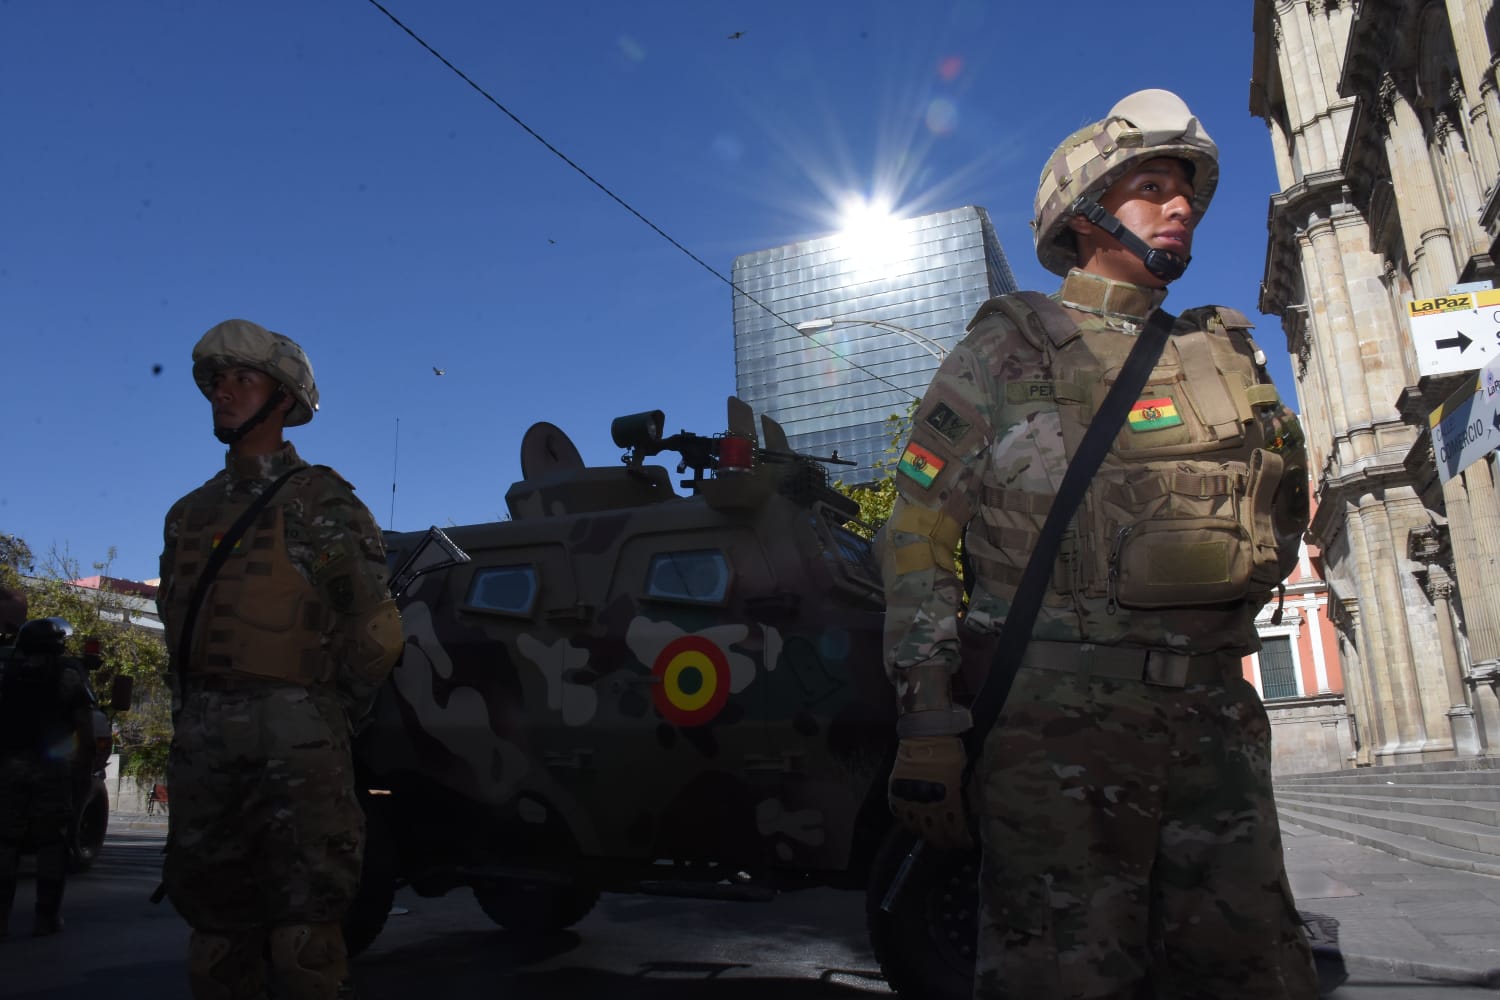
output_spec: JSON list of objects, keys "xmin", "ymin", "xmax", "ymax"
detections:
[{"xmin": 1088, "ymin": 449, "xmax": 1284, "ymax": 610}]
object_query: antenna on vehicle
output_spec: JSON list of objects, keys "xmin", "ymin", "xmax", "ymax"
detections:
[{"xmin": 390, "ymin": 417, "xmax": 400, "ymax": 529}]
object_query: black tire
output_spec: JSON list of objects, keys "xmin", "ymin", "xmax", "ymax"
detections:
[
  {"xmin": 473, "ymin": 879, "xmax": 600, "ymax": 934},
  {"xmin": 68, "ymin": 778, "xmax": 109, "ymax": 874},
  {"xmin": 866, "ymin": 827, "xmax": 978, "ymax": 1000},
  {"xmin": 343, "ymin": 793, "xmax": 397, "ymax": 957}
]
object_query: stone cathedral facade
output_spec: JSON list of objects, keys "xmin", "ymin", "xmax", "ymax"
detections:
[{"xmin": 1251, "ymin": 0, "xmax": 1500, "ymax": 766}]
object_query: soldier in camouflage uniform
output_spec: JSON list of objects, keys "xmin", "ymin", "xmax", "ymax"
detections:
[
  {"xmin": 157, "ymin": 319, "xmax": 404, "ymax": 1000},
  {"xmin": 882, "ymin": 90, "xmax": 1318, "ymax": 999},
  {"xmin": 0, "ymin": 617, "xmax": 95, "ymax": 938}
]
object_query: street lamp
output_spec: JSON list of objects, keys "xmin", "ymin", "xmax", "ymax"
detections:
[{"xmin": 793, "ymin": 315, "xmax": 949, "ymax": 360}]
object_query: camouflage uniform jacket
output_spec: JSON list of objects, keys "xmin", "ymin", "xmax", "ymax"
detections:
[
  {"xmin": 882, "ymin": 269, "xmax": 1307, "ymax": 727},
  {"xmin": 157, "ymin": 442, "xmax": 394, "ymax": 712}
]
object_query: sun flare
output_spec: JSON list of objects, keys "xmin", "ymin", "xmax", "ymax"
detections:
[{"xmin": 835, "ymin": 195, "xmax": 912, "ymax": 280}]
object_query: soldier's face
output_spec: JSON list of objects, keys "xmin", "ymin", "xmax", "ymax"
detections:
[
  {"xmin": 1070, "ymin": 157, "xmax": 1196, "ymax": 288},
  {"xmin": 208, "ymin": 366, "xmax": 279, "ymax": 430}
]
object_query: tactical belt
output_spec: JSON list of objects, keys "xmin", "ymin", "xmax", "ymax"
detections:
[{"xmin": 1019, "ymin": 639, "xmax": 1236, "ymax": 688}]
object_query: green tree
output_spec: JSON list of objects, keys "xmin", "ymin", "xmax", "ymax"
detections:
[
  {"xmin": 1, "ymin": 536, "xmax": 172, "ymax": 791},
  {"xmin": 834, "ymin": 406, "xmax": 914, "ymax": 539},
  {"xmin": 832, "ymin": 406, "xmax": 967, "ymax": 589},
  {"xmin": 0, "ymin": 533, "xmax": 35, "ymax": 576}
]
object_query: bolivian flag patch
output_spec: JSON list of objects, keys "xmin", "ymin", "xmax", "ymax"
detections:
[
  {"xmin": 898, "ymin": 442, "xmax": 945, "ymax": 488},
  {"xmin": 210, "ymin": 533, "xmax": 243, "ymax": 554},
  {"xmin": 1127, "ymin": 396, "xmax": 1183, "ymax": 432}
]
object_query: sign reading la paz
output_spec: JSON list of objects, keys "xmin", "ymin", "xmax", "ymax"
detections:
[
  {"xmin": 1408, "ymin": 288, "xmax": 1500, "ymax": 377},
  {"xmin": 1429, "ymin": 352, "xmax": 1500, "ymax": 482}
]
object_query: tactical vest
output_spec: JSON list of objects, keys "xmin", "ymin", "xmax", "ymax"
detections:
[
  {"xmin": 165, "ymin": 469, "xmax": 332, "ymax": 685},
  {"xmin": 962, "ymin": 295, "xmax": 1287, "ymax": 644},
  {"xmin": 0, "ymin": 658, "xmax": 75, "ymax": 758}
]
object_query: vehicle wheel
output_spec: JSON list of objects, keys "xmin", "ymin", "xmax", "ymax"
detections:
[
  {"xmin": 473, "ymin": 880, "xmax": 600, "ymax": 934},
  {"xmin": 343, "ymin": 793, "xmax": 397, "ymax": 957},
  {"xmin": 866, "ymin": 827, "xmax": 977, "ymax": 1000},
  {"xmin": 68, "ymin": 778, "xmax": 109, "ymax": 874}
]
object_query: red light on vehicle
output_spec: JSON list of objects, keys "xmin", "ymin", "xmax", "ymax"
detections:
[
  {"xmin": 718, "ymin": 435, "xmax": 754, "ymax": 471},
  {"xmin": 83, "ymin": 638, "xmax": 102, "ymax": 657}
]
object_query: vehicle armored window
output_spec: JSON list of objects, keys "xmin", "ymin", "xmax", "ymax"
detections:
[
  {"xmin": 464, "ymin": 565, "xmax": 539, "ymax": 616},
  {"xmin": 644, "ymin": 549, "xmax": 729, "ymax": 605}
]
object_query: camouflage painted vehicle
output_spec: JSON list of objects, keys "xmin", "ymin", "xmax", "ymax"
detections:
[{"xmin": 345, "ymin": 398, "xmax": 977, "ymax": 999}]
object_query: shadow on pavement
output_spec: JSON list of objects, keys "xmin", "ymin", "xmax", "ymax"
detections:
[
  {"xmin": 1302, "ymin": 910, "xmax": 1350, "ymax": 997},
  {"xmin": 354, "ymin": 928, "xmax": 888, "ymax": 998}
]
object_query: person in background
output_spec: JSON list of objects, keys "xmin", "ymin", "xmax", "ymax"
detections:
[{"xmin": 0, "ymin": 615, "xmax": 96, "ymax": 938}]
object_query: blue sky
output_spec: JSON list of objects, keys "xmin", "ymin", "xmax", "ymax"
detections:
[{"xmin": 2, "ymin": 0, "xmax": 1290, "ymax": 583}]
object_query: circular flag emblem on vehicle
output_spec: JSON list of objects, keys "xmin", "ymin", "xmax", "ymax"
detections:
[{"xmin": 651, "ymin": 634, "xmax": 731, "ymax": 727}]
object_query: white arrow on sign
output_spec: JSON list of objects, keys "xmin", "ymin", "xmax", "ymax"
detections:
[
  {"xmin": 1429, "ymin": 352, "xmax": 1500, "ymax": 482},
  {"xmin": 1408, "ymin": 289, "xmax": 1500, "ymax": 378}
]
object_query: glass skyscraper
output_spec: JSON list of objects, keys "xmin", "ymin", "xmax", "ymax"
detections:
[{"xmin": 732, "ymin": 205, "xmax": 1017, "ymax": 485}]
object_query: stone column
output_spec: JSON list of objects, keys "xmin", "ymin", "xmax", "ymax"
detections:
[
  {"xmin": 1301, "ymin": 228, "xmax": 1353, "ymax": 440},
  {"xmin": 1459, "ymin": 455, "xmax": 1500, "ymax": 669},
  {"xmin": 1267, "ymin": 116, "xmax": 1297, "ymax": 192},
  {"xmin": 1308, "ymin": 216, "xmax": 1373, "ymax": 432},
  {"xmin": 1320, "ymin": 717, "xmax": 1349, "ymax": 772},
  {"xmin": 1433, "ymin": 107, "xmax": 1487, "ymax": 256},
  {"xmin": 1302, "ymin": 0, "xmax": 1341, "ymax": 162},
  {"xmin": 1442, "ymin": 466, "xmax": 1500, "ymax": 683},
  {"xmin": 1443, "ymin": 0, "xmax": 1500, "ymax": 185},
  {"xmin": 1470, "ymin": 662, "xmax": 1500, "ymax": 751},
  {"xmin": 1425, "ymin": 566, "xmax": 1482, "ymax": 756},
  {"xmin": 1272, "ymin": 7, "xmax": 1311, "ymax": 164},
  {"xmin": 1348, "ymin": 496, "xmax": 1426, "ymax": 756},
  {"xmin": 1335, "ymin": 599, "xmax": 1376, "ymax": 766},
  {"xmin": 1381, "ymin": 76, "xmax": 1460, "ymax": 297}
]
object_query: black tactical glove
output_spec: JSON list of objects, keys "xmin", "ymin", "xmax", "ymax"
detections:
[{"xmin": 887, "ymin": 735, "xmax": 973, "ymax": 850}]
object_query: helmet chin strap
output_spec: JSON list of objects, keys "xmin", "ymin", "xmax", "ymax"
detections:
[
  {"xmin": 214, "ymin": 386, "xmax": 288, "ymax": 445},
  {"xmin": 1068, "ymin": 195, "xmax": 1189, "ymax": 282}
]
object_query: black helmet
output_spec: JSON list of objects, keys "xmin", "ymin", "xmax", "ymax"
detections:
[{"xmin": 16, "ymin": 616, "xmax": 72, "ymax": 656}]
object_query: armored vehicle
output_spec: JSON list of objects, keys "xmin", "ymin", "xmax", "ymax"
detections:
[{"xmin": 346, "ymin": 398, "xmax": 977, "ymax": 999}]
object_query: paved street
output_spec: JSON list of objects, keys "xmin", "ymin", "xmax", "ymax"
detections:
[{"xmin": 1, "ymin": 825, "xmax": 1497, "ymax": 998}]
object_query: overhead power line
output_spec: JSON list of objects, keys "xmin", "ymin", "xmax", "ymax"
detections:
[{"xmin": 361, "ymin": 0, "xmax": 923, "ymax": 401}]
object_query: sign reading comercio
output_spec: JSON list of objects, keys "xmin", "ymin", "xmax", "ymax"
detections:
[{"xmin": 1428, "ymin": 353, "xmax": 1500, "ymax": 482}]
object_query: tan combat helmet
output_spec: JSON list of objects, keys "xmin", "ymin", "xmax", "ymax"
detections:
[
  {"xmin": 1032, "ymin": 88, "xmax": 1218, "ymax": 277},
  {"xmin": 191, "ymin": 319, "xmax": 320, "ymax": 426}
]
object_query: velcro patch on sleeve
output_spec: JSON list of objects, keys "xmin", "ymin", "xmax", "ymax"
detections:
[
  {"xmin": 897, "ymin": 443, "xmax": 946, "ymax": 488},
  {"xmin": 923, "ymin": 402, "xmax": 972, "ymax": 443},
  {"xmin": 312, "ymin": 546, "xmax": 349, "ymax": 578}
]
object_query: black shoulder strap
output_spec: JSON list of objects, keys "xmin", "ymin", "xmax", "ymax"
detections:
[
  {"xmin": 964, "ymin": 305, "xmax": 1178, "ymax": 751},
  {"xmin": 175, "ymin": 466, "xmax": 301, "ymax": 670}
]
